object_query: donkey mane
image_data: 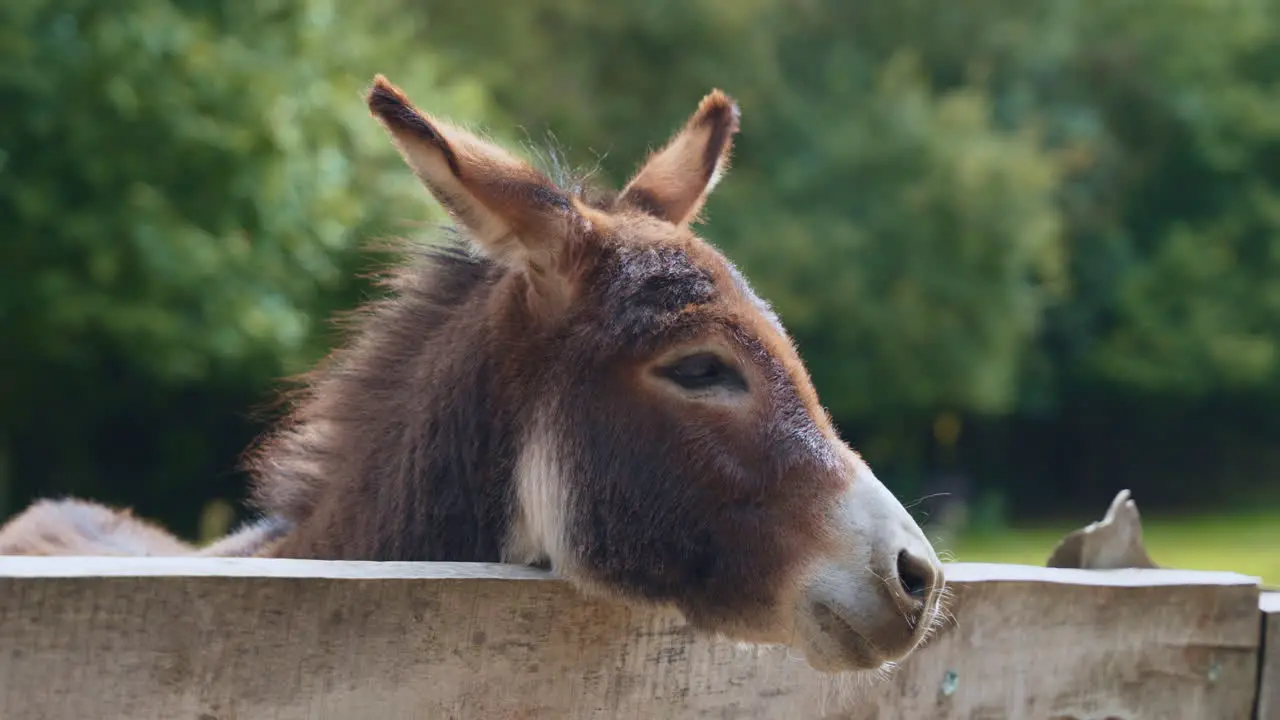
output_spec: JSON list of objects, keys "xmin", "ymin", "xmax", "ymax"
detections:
[
  {"xmin": 244, "ymin": 155, "xmax": 624, "ymax": 562},
  {"xmin": 245, "ymin": 238, "xmax": 506, "ymax": 561}
]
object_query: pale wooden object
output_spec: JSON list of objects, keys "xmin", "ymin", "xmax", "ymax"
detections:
[
  {"xmin": 1046, "ymin": 489, "xmax": 1159, "ymax": 570},
  {"xmin": 1260, "ymin": 592, "xmax": 1280, "ymax": 720},
  {"xmin": 0, "ymin": 558, "xmax": 1262, "ymax": 720}
]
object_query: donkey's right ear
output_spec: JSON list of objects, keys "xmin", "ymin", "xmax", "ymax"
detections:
[{"xmin": 366, "ymin": 75, "xmax": 585, "ymax": 274}]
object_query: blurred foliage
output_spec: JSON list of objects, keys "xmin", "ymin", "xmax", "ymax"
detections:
[
  {"xmin": 3, "ymin": 0, "xmax": 1280, "ymax": 533},
  {"xmin": 0, "ymin": 0, "xmax": 491, "ymax": 527},
  {"xmin": 1, "ymin": 0, "xmax": 489, "ymax": 388}
]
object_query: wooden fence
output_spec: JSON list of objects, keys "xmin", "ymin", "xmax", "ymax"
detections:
[{"xmin": 0, "ymin": 556, "xmax": 1274, "ymax": 719}]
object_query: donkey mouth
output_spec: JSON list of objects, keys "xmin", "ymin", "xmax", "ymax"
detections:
[{"xmin": 804, "ymin": 601, "xmax": 885, "ymax": 671}]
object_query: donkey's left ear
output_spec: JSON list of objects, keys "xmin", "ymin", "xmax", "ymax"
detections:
[{"xmin": 619, "ymin": 90, "xmax": 740, "ymax": 227}]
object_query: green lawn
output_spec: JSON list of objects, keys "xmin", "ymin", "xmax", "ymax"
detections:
[{"xmin": 945, "ymin": 508, "xmax": 1279, "ymax": 586}]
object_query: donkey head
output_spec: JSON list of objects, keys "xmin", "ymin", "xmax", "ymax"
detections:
[{"xmin": 366, "ymin": 76, "xmax": 943, "ymax": 672}]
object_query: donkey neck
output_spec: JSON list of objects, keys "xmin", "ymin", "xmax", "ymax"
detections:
[{"xmin": 251, "ymin": 245, "xmax": 529, "ymax": 562}]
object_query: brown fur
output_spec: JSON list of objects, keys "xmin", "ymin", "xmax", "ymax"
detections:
[
  {"xmin": 0, "ymin": 499, "xmax": 195, "ymax": 556},
  {"xmin": 0, "ymin": 77, "xmax": 940, "ymax": 663}
]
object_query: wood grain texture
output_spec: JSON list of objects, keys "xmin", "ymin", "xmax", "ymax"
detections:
[
  {"xmin": 1259, "ymin": 592, "xmax": 1280, "ymax": 720},
  {"xmin": 0, "ymin": 559, "xmax": 1262, "ymax": 720}
]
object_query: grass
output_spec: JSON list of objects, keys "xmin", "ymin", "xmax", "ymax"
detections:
[{"xmin": 944, "ymin": 507, "xmax": 1280, "ymax": 586}]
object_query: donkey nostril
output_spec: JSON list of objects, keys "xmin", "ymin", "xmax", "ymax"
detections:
[{"xmin": 895, "ymin": 548, "xmax": 933, "ymax": 600}]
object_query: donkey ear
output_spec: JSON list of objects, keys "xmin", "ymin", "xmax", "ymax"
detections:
[
  {"xmin": 619, "ymin": 89, "xmax": 741, "ymax": 227},
  {"xmin": 367, "ymin": 75, "xmax": 584, "ymax": 275}
]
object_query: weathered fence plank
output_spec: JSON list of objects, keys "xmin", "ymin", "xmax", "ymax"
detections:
[
  {"xmin": 0, "ymin": 558, "xmax": 1262, "ymax": 720},
  {"xmin": 1259, "ymin": 592, "xmax": 1280, "ymax": 720}
]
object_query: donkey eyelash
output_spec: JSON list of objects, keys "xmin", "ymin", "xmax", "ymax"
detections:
[{"xmin": 657, "ymin": 352, "xmax": 749, "ymax": 393}]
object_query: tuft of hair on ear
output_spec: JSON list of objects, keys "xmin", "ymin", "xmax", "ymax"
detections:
[{"xmin": 619, "ymin": 88, "xmax": 741, "ymax": 227}]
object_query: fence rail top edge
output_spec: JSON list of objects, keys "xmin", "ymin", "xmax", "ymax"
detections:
[{"xmin": 0, "ymin": 556, "xmax": 1262, "ymax": 589}]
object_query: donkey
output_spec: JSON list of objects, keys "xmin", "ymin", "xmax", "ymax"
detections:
[{"xmin": 0, "ymin": 75, "xmax": 944, "ymax": 673}]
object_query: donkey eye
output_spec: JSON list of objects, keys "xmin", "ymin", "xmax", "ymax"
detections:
[{"xmin": 659, "ymin": 352, "xmax": 747, "ymax": 393}]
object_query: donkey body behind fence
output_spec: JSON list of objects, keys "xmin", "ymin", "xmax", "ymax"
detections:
[{"xmin": 0, "ymin": 76, "xmax": 944, "ymax": 673}]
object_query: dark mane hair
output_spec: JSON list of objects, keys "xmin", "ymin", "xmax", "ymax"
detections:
[
  {"xmin": 243, "ymin": 236, "xmax": 517, "ymax": 560},
  {"xmin": 240, "ymin": 143, "xmax": 626, "ymax": 561}
]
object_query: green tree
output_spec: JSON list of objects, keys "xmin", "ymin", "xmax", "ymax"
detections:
[
  {"xmin": 0, "ymin": 0, "xmax": 493, "ymax": 528},
  {"xmin": 1066, "ymin": 1, "xmax": 1280, "ymax": 399}
]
